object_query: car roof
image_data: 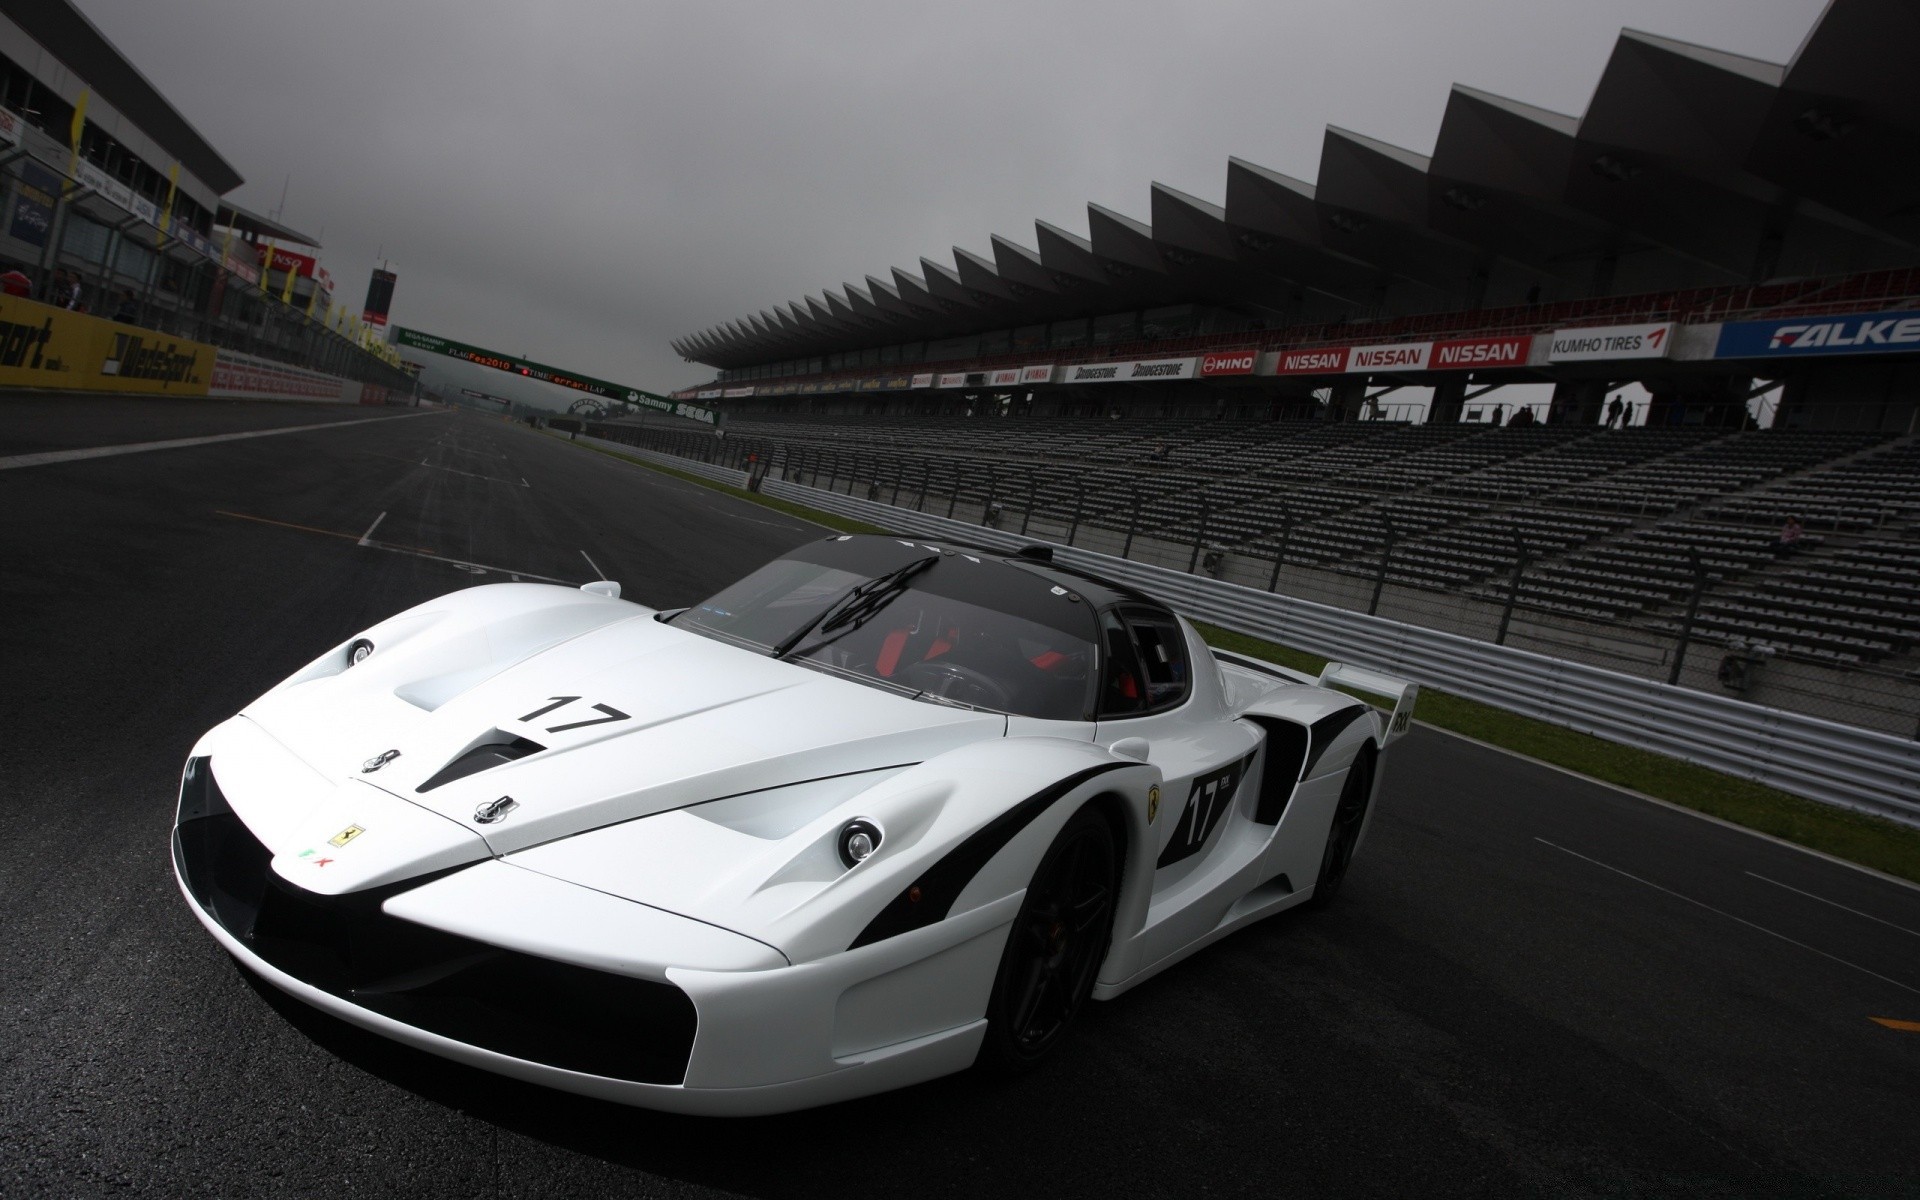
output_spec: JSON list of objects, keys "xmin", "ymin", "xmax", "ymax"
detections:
[{"xmin": 829, "ymin": 534, "xmax": 1169, "ymax": 614}]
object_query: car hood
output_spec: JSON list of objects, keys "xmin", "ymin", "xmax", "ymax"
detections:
[{"xmin": 243, "ymin": 612, "xmax": 1005, "ymax": 877}]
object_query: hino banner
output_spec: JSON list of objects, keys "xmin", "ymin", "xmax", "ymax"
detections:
[
  {"xmin": 1716, "ymin": 310, "xmax": 1920, "ymax": 360},
  {"xmin": 1199, "ymin": 349, "xmax": 1258, "ymax": 376},
  {"xmin": 1548, "ymin": 322, "xmax": 1674, "ymax": 363}
]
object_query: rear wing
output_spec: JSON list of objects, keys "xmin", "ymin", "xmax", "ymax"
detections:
[{"xmin": 1316, "ymin": 662, "xmax": 1420, "ymax": 746}]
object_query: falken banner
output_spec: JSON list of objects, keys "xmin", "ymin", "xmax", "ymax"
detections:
[
  {"xmin": 1715, "ymin": 310, "xmax": 1920, "ymax": 360},
  {"xmin": 390, "ymin": 326, "xmax": 717, "ymax": 423}
]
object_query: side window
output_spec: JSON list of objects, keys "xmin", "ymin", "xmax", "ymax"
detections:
[
  {"xmin": 1098, "ymin": 610, "xmax": 1147, "ymax": 717},
  {"xmin": 1123, "ymin": 609, "xmax": 1191, "ymax": 711}
]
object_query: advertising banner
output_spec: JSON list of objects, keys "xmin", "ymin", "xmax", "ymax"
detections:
[
  {"xmin": 210, "ymin": 349, "xmax": 352, "ymax": 402},
  {"xmin": 988, "ymin": 368, "xmax": 1021, "ymax": 386},
  {"xmin": 1199, "ymin": 348, "xmax": 1258, "ymax": 377},
  {"xmin": 1272, "ymin": 346, "xmax": 1349, "ymax": 374},
  {"xmin": 1345, "ymin": 342, "xmax": 1430, "ymax": 373},
  {"xmin": 74, "ymin": 161, "xmax": 135, "ymax": 213},
  {"xmin": 0, "ymin": 105, "xmax": 20, "ymax": 147},
  {"xmin": 390, "ymin": 324, "xmax": 715, "ymax": 422},
  {"xmin": 0, "ymin": 296, "xmax": 212, "ymax": 395},
  {"xmin": 936, "ymin": 372, "xmax": 969, "ymax": 388},
  {"xmin": 696, "ymin": 388, "xmax": 722, "ymax": 400},
  {"xmin": 258, "ymin": 245, "xmax": 318, "ymax": 278},
  {"xmin": 8, "ymin": 161, "xmax": 59, "ymax": 247},
  {"xmin": 362, "ymin": 268, "xmax": 397, "ymax": 327},
  {"xmin": 911, "ymin": 372, "xmax": 934, "ymax": 388},
  {"xmin": 1019, "ymin": 364, "xmax": 1055, "ymax": 384},
  {"xmin": 1715, "ymin": 310, "xmax": 1920, "ymax": 360},
  {"xmin": 722, "ymin": 386, "xmax": 755, "ymax": 398},
  {"xmin": 223, "ymin": 252, "xmax": 260, "ymax": 285},
  {"xmin": 1547, "ymin": 322, "xmax": 1674, "ymax": 363},
  {"xmin": 1431, "ymin": 334, "xmax": 1531, "ymax": 370},
  {"xmin": 1062, "ymin": 357, "xmax": 1199, "ymax": 384}
]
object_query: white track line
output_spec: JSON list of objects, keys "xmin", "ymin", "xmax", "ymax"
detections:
[
  {"xmin": 1535, "ymin": 838, "xmax": 1920, "ymax": 996},
  {"xmin": 357, "ymin": 512, "xmax": 387, "ymax": 547},
  {"xmin": 580, "ymin": 550, "xmax": 606, "ymax": 580},
  {"xmin": 1744, "ymin": 871, "xmax": 1920, "ymax": 940},
  {"xmin": 0, "ymin": 410, "xmax": 442, "ymax": 471}
]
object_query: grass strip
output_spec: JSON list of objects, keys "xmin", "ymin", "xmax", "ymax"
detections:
[{"xmin": 566, "ymin": 434, "xmax": 1920, "ymax": 885}]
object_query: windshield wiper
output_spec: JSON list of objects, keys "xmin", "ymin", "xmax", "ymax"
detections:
[{"xmin": 771, "ymin": 554, "xmax": 940, "ymax": 660}]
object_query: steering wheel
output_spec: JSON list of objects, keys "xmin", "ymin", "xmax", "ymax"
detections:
[{"xmin": 899, "ymin": 661, "xmax": 1012, "ymax": 710}]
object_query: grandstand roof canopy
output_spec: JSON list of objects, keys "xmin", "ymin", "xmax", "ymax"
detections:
[
  {"xmin": 216, "ymin": 199, "xmax": 322, "ymax": 249},
  {"xmin": 0, "ymin": 0, "xmax": 244, "ymax": 195},
  {"xmin": 674, "ymin": 0, "xmax": 1920, "ymax": 372}
]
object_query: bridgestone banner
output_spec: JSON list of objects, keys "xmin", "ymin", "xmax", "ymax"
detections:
[
  {"xmin": 391, "ymin": 326, "xmax": 716, "ymax": 423},
  {"xmin": 1061, "ymin": 357, "xmax": 1198, "ymax": 384}
]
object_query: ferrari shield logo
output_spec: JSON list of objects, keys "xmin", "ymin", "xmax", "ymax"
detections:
[
  {"xmin": 1147, "ymin": 785, "xmax": 1161, "ymax": 824},
  {"xmin": 328, "ymin": 824, "xmax": 365, "ymax": 848}
]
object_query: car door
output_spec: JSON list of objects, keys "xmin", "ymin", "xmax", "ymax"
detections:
[{"xmin": 1092, "ymin": 606, "xmax": 1260, "ymax": 881}]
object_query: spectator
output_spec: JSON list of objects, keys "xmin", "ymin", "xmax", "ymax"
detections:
[
  {"xmin": 1775, "ymin": 515, "xmax": 1803, "ymax": 557},
  {"xmin": 1606, "ymin": 396, "xmax": 1624, "ymax": 428},
  {"xmin": 1509, "ymin": 406, "xmax": 1535, "ymax": 427},
  {"xmin": 113, "ymin": 289, "xmax": 139, "ymax": 324}
]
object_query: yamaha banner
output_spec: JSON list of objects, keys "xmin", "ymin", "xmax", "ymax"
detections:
[{"xmin": 1716, "ymin": 310, "xmax": 1920, "ymax": 360}]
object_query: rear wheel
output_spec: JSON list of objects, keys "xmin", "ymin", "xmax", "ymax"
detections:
[
  {"xmin": 977, "ymin": 804, "xmax": 1118, "ymax": 1073},
  {"xmin": 1305, "ymin": 742, "xmax": 1377, "ymax": 910}
]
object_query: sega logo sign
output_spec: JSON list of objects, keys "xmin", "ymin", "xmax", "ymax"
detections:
[
  {"xmin": 1718, "ymin": 311, "xmax": 1920, "ymax": 360},
  {"xmin": 1200, "ymin": 349, "xmax": 1258, "ymax": 376}
]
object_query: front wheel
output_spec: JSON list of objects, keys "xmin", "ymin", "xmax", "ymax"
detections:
[
  {"xmin": 977, "ymin": 804, "xmax": 1118, "ymax": 1074},
  {"xmin": 1305, "ymin": 741, "xmax": 1377, "ymax": 910}
]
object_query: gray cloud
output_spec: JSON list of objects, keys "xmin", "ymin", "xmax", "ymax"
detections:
[{"xmin": 77, "ymin": 0, "xmax": 1825, "ymax": 396}]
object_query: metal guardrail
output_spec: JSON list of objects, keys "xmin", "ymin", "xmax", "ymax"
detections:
[{"xmin": 596, "ymin": 438, "xmax": 1920, "ymax": 826}]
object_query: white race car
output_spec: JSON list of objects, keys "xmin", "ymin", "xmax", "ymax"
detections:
[{"xmin": 174, "ymin": 535, "xmax": 1416, "ymax": 1115}]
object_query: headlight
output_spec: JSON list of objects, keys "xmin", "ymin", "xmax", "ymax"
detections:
[
  {"xmin": 347, "ymin": 638, "xmax": 375, "ymax": 666},
  {"xmin": 837, "ymin": 819, "xmax": 882, "ymax": 868}
]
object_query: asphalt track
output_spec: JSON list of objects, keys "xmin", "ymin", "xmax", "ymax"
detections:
[{"xmin": 2, "ymin": 395, "xmax": 1917, "ymax": 1198}]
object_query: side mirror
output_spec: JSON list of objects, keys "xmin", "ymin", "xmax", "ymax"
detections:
[
  {"xmin": 1109, "ymin": 737, "xmax": 1151, "ymax": 762},
  {"xmin": 580, "ymin": 580, "xmax": 621, "ymax": 599}
]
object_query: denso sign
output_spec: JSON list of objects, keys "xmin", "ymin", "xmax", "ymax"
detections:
[{"xmin": 1199, "ymin": 349, "xmax": 1258, "ymax": 376}]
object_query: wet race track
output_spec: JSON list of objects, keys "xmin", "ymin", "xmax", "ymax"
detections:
[{"xmin": 3, "ymin": 395, "xmax": 1917, "ymax": 1198}]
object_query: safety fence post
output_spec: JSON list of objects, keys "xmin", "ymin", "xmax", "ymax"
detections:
[
  {"xmin": 1067, "ymin": 481, "xmax": 1085, "ymax": 546},
  {"xmin": 1188, "ymin": 508, "xmax": 1211, "ymax": 574},
  {"xmin": 1495, "ymin": 534, "xmax": 1531, "ymax": 646},
  {"xmin": 1668, "ymin": 548, "xmax": 1707, "ymax": 686},
  {"xmin": 1122, "ymin": 494, "xmax": 1143, "ymax": 559},
  {"xmin": 1368, "ymin": 524, "xmax": 1397, "ymax": 616},
  {"xmin": 1267, "ymin": 512, "xmax": 1291, "ymax": 592}
]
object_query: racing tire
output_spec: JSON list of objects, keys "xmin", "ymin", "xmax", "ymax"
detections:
[
  {"xmin": 977, "ymin": 803, "xmax": 1119, "ymax": 1075},
  {"xmin": 1304, "ymin": 741, "xmax": 1377, "ymax": 910}
]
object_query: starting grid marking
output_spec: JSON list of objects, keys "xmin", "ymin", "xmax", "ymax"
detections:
[{"xmin": 215, "ymin": 509, "xmax": 577, "ymax": 585}]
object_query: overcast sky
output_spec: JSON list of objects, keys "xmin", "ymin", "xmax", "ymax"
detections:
[{"xmin": 78, "ymin": 0, "xmax": 1827, "ymax": 403}]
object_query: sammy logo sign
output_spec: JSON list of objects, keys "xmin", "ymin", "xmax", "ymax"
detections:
[{"xmin": 1718, "ymin": 310, "xmax": 1920, "ymax": 360}]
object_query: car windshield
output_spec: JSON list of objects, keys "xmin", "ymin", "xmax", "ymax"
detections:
[{"xmin": 669, "ymin": 538, "xmax": 1099, "ymax": 721}]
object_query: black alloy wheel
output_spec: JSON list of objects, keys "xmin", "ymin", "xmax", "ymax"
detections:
[
  {"xmin": 979, "ymin": 804, "xmax": 1118, "ymax": 1073},
  {"xmin": 1305, "ymin": 741, "xmax": 1378, "ymax": 909}
]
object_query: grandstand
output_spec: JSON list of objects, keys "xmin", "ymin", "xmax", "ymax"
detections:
[{"xmin": 618, "ymin": 0, "xmax": 1920, "ymax": 732}]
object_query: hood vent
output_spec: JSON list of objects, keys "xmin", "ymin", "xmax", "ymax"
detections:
[{"xmin": 417, "ymin": 736, "xmax": 545, "ymax": 793}]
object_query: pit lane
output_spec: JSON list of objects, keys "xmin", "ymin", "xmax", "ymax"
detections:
[{"xmin": 2, "ymin": 395, "xmax": 1916, "ymax": 1197}]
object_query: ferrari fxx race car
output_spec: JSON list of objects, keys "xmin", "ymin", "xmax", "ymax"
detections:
[{"xmin": 174, "ymin": 535, "xmax": 1416, "ymax": 1114}]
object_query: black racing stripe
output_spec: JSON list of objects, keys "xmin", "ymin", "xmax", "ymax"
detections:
[
  {"xmin": 1302, "ymin": 704, "xmax": 1369, "ymax": 778},
  {"xmin": 848, "ymin": 761, "xmax": 1137, "ymax": 951}
]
